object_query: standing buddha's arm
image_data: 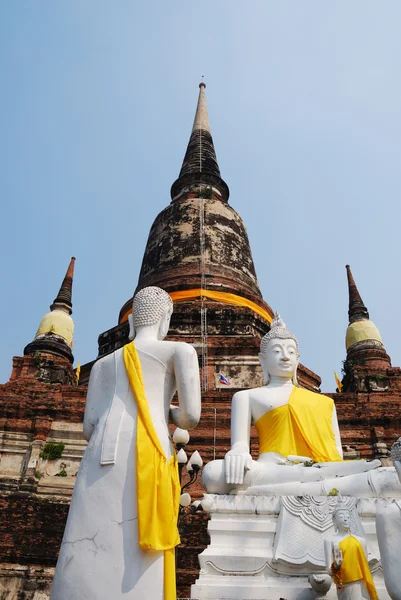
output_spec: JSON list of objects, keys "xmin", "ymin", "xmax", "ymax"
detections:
[
  {"xmin": 83, "ymin": 355, "xmax": 115, "ymax": 442},
  {"xmin": 170, "ymin": 343, "xmax": 201, "ymax": 430},
  {"xmin": 332, "ymin": 404, "xmax": 344, "ymax": 458},
  {"xmin": 225, "ymin": 391, "xmax": 252, "ymax": 484}
]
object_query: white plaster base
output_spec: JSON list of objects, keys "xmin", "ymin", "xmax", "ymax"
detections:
[{"xmin": 191, "ymin": 495, "xmax": 391, "ymax": 600}]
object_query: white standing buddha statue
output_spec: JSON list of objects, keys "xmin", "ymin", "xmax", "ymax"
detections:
[
  {"xmin": 324, "ymin": 499, "xmax": 378, "ymax": 600},
  {"xmin": 202, "ymin": 314, "xmax": 401, "ymax": 498},
  {"xmin": 51, "ymin": 286, "xmax": 201, "ymax": 600}
]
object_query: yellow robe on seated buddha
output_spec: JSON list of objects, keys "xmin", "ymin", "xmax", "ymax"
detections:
[{"xmin": 254, "ymin": 387, "xmax": 342, "ymax": 463}]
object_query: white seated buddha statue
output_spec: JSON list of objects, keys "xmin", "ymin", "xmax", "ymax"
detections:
[
  {"xmin": 51, "ymin": 286, "xmax": 201, "ymax": 600},
  {"xmin": 202, "ymin": 314, "xmax": 401, "ymax": 498}
]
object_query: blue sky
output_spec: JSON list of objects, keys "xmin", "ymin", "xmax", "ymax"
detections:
[{"xmin": 1, "ymin": 1, "xmax": 401, "ymax": 391}]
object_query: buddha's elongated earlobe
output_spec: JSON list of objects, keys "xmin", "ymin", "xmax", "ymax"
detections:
[
  {"xmin": 292, "ymin": 365, "xmax": 298, "ymax": 386},
  {"xmin": 128, "ymin": 313, "xmax": 135, "ymax": 341},
  {"xmin": 158, "ymin": 307, "xmax": 172, "ymax": 341},
  {"xmin": 259, "ymin": 352, "xmax": 270, "ymax": 385}
]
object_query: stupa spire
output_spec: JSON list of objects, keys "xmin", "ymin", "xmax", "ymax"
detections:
[
  {"xmin": 51, "ymin": 256, "xmax": 76, "ymax": 314},
  {"xmin": 344, "ymin": 264, "xmax": 386, "ymax": 355},
  {"xmin": 346, "ymin": 264, "xmax": 369, "ymax": 324},
  {"xmin": 342, "ymin": 264, "xmax": 391, "ymax": 391},
  {"xmin": 24, "ymin": 257, "xmax": 76, "ymax": 363},
  {"xmin": 191, "ymin": 82, "xmax": 211, "ymax": 133},
  {"xmin": 170, "ymin": 82, "xmax": 229, "ymax": 203}
]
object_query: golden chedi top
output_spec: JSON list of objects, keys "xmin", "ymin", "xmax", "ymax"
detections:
[
  {"xmin": 35, "ymin": 310, "xmax": 74, "ymax": 349},
  {"xmin": 346, "ymin": 319, "xmax": 383, "ymax": 352}
]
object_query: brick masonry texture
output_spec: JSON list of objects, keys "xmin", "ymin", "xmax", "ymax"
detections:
[{"xmin": 1, "ymin": 351, "xmax": 401, "ymax": 598}]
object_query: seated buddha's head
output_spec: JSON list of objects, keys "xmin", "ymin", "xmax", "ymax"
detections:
[{"xmin": 259, "ymin": 313, "xmax": 299, "ymax": 384}]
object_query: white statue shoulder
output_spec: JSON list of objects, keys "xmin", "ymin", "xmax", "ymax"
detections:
[{"xmin": 83, "ymin": 351, "xmax": 120, "ymax": 442}]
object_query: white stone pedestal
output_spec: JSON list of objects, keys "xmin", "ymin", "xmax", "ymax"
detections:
[{"xmin": 191, "ymin": 495, "xmax": 390, "ymax": 600}]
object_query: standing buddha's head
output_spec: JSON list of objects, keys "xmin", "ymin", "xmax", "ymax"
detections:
[{"xmin": 128, "ymin": 286, "xmax": 173, "ymax": 341}]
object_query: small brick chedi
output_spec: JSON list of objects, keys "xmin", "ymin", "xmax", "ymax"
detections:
[{"xmin": 1, "ymin": 85, "xmax": 401, "ymax": 599}]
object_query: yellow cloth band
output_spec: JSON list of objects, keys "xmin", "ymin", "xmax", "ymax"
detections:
[
  {"xmin": 254, "ymin": 387, "xmax": 343, "ymax": 462},
  {"xmin": 119, "ymin": 289, "xmax": 273, "ymax": 324},
  {"xmin": 170, "ymin": 289, "xmax": 272, "ymax": 324},
  {"xmin": 123, "ymin": 342, "xmax": 180, "ymax": 600},
  {"xmin": 338, "ymin": 535, "xmax": 378, "ymax": 600}
]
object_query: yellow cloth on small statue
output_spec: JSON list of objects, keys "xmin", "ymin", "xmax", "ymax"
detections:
[
  {"xmin": 123, "ymin": 342, "xmax": 180, "ymax": 600},
  {"xmin": 338, "ymin": 535, "xmax": 379, "ymax": 600},
  {"xmin": 254, "ymin": 387, "xmax": 342, "ymax": 462}
]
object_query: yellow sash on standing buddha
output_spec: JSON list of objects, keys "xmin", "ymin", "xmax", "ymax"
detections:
[
  {"xmin": 338, "ymin": 535, "xmax": 379, "ymax": 600},
  {"xmin": 123, "ymin": 342, "xmax": 180, "ymax": 600},
  {"xmin": 254, "ymin": 387, "xmax": 343, "ymax": 462}
]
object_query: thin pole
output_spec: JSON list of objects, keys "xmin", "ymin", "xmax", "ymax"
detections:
[{"xmin": 213, "ymin": 408, "xmax": 217, "ymax": 460}]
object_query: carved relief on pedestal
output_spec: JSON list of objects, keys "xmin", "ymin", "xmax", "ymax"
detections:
[
  {"xmin": 192, "ymin": 494, "xmax": 384, "ymax": 600},
  {"xmin": 274, "ymin": 496, "xmax": 364, "ymax": 568}
]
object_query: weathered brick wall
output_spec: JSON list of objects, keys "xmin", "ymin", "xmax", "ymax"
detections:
[
  {"xmin": 0, "ymin": 381, "xmax": 86, "ymax": 438},
  {"xmin": 0, "ymin": 494, "xmax": 69, "ymax": 566},
  {"xmin": 177, "ymin": 512, "xmax": 210, "ymax": 599},
  {"xmin": 331, "ymin": 390, "xmax": 401, "ymax": 459},
  {"xmin": 0, "ymin": 355, "xmax": 87, "ymax": 598}
]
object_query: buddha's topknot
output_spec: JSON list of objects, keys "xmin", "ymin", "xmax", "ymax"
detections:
[{"xmin": 260, "ymin": 312, "xmax": 299, "ymax": 355}]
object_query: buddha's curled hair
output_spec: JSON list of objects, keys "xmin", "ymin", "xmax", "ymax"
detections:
[{"xmin": 260, "ymin": 312, "xmax": 299, "ymax": 356}]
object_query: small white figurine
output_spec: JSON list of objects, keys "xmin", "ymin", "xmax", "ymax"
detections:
[{"xmin": 324, "ymin": 499, "xmax": 378, "ymax": 600}]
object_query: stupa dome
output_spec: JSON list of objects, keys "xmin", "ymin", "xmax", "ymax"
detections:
[
  {"xmin": 35, "ymin": 309, "xmax": 74, "ymax": 348},
  {"xmin": 346, "ymin": 319, "xmax": 382, "ymax": 351}
]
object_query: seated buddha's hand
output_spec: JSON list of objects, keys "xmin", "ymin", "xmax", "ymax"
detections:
[
  {"xmin": 287, "ymin": 454, "xmax": 314, "ymax": 465},
  {"xmin": 225, "ymin": 445, "xmax": 252, "ymax": 485}
]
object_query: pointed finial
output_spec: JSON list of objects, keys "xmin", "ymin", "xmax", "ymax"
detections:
[
  {"xmin": 345, "ymin": 265, "xmax": 369, "ymax": 324},
  {"xmin": 192, "ymin": 81, "xmax": 211, "ymax": 133},
  {"xmin": 23, "ymin": 257, "xmax": 76, "ymax": 363},
  {"xmin": 51, "ymin": 257, "xmax": 76, "ymax": 314},
  {"xmin": 170, "ymin": 83, "xmax": 229, "ymax": 202}
]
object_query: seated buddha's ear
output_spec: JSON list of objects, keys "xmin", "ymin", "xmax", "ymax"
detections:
[
  {"xmin": 292, "ymin": 365, "xmax": 299, "ymax": 386},
  {"xmin": 258, "ymin": 352, "xmax": 269, "ymax": 384}
]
